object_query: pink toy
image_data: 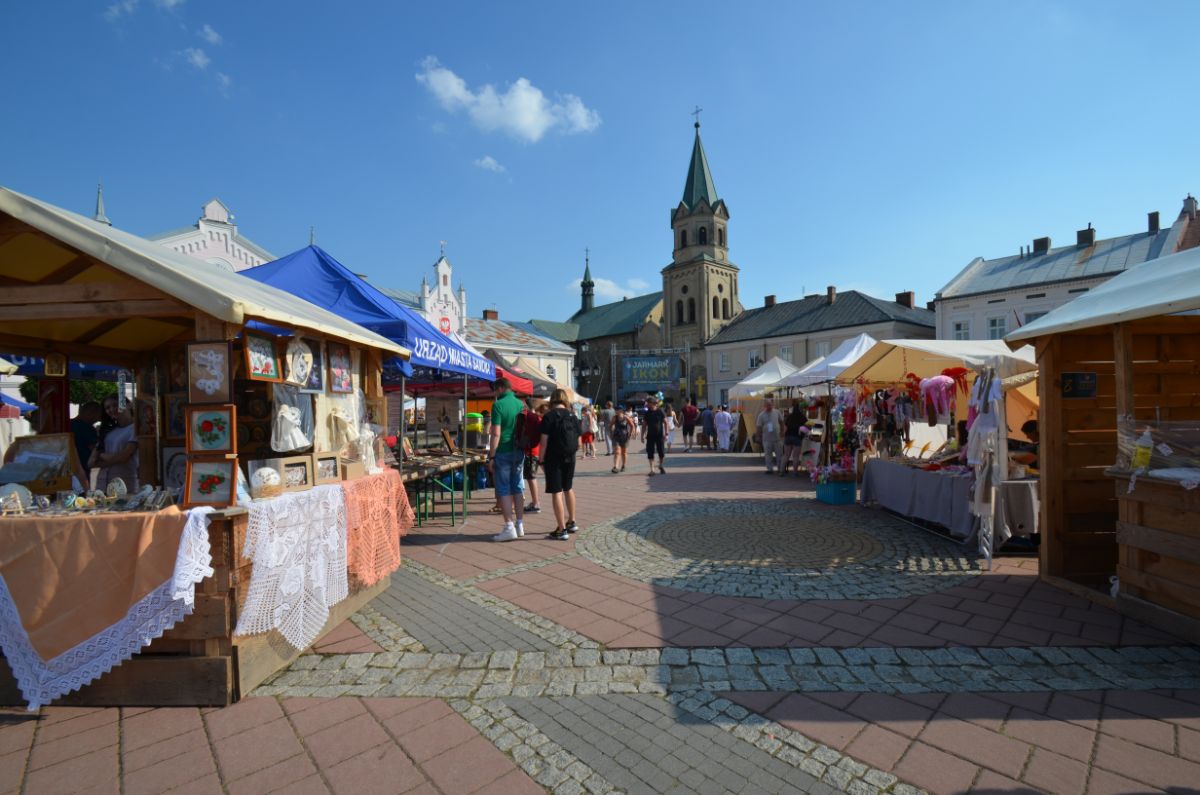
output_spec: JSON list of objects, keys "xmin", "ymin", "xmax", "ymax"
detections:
[{"xmin": 920, "ymin": 375, "xmax": 956, "ymax": 416}]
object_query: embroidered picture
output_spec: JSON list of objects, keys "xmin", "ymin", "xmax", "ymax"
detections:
[
  {"xmin": 136, "ymin": 397, "xmax": 158, "ymax": 437},
  {"xmin": 300, "ymin": 338, "xmax": 325, "ymax": 393},
  {"xmin": 187, "ymin": 341, "xmax": 232, "ymax": 403},
  {"xmin": 284, "ymin": 338, "xmax": 314, "ymax": 387},
  {"xmin": 244, "ymin": 332, "xmax": 283, "ymax": 383},
  {"xmin": 185, "ymin": 405, "xmax": 237, "ymax": 456},
  {"xmin": 280, "ymin": 455, "xmax": 314, "ymax": 492},
  {"xmin": 183, "ymin": 457, "xmax": 237, "ymax": 508},
  {"xmin": 314, "ymin": 454, "xmax": 339, "ymax": 484},
  {"xmin": 327, "ymin": 342, "xmax": 353, "ymax": 393}
]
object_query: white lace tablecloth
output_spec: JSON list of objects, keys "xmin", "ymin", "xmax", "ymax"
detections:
[
  {"xmin": 234, "ymin": 485, "xmax": 348, "ymax": 650},
  {"xmin": 0, "ymin": 507, "xmax": 214, "ymax": 710}
]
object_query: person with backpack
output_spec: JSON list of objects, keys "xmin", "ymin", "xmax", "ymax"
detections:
[
  {"xmin": 486, "ymin": 377, "xmax": 526, "ymax": 542},
  {"xmin": 609, "ymin": 404, "xmax": 633, "ymax": 473},
  {"xmin": 641, "ymin": 394, "xmax": 668, "ymax": 475},
  {"xmin": 537, "ymin": 388, "xmax": 581, "ymax": 540}
]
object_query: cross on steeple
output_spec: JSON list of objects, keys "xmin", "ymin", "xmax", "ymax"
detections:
[
  {"xmin": 439, "ymin": 240, "xmax": 447, "ymax": 258},
  {"xmin": 691, "ymin": 105, "xmax": 703, "ymax": 128}
]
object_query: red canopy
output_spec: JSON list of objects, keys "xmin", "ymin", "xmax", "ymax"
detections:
[{"xmin": 389, "ymin": 366, "xmax": 534, "ymax": 398}]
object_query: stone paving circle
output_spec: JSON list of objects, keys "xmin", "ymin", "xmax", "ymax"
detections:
[{"xmin": 576, "ymin": 498, "xmax": 982, "ymax": 600}]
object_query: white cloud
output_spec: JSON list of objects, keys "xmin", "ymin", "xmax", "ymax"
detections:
[
  {"xmin": 216, "ymin": 72, "xmax": 232, "ymax": 93},
  {"xmin": 182, "ymin": 47, "xmax": 210, "ymax": 69},
  {"xmin": 473, "ymin": 155, "xmax": 506, "ymax": 173},
  {"xmin": 416, "ymin": 56, "xmax": 601, "ymax": 143},
  {"xmin": 154, "ymin": 0, "xmax": 185, "ymax": 8},
  {"xmin": 198, "ymin": 24, "xmax": 221, "ymax": 45},
  {"xmin": 104, "ymin": 0, "xmax": 138, "ymax": 21},
  {"xmin": 567, "ymin": 277, "xmax": 650, "ymax": 302}
]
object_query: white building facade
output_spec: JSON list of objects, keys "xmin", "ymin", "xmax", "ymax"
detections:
[{"xmin": 150, "ymin": 198, "xmax": 276, "ymax": 272}]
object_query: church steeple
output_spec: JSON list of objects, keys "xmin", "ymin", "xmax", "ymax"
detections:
[
  {"xmin": 681, "ymin": 122, "xmax": 718, "ymax": 212},
  {"xmin": 580, "ymin": 249, "xmax": 595, "ymax": 314},
  {"xmin": 93, "ymin": 182, "xmax": 111, "ymax": 226}
]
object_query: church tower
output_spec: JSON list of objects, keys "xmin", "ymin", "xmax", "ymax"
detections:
[
  {"xmin": 580, "ymin": 252, "xmax": 595, "ymax": 314},
  {"xmin": 662, "ymin": 120, "xmax": 740, "ymax": 351}
]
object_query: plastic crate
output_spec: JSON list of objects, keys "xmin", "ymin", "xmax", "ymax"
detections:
[{"xmin": 816, "ymin": 480, "xmax": 856, "ymax": 505}]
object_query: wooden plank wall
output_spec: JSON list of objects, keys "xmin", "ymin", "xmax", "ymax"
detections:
[{"xmin": 1040, "ymin": 317, "xmax": 1200, "ymax": 587}]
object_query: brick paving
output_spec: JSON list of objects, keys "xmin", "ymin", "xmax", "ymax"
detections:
[{"xmin": 3, "ymin": 449, "xmax": 1200, "ymax": 794}]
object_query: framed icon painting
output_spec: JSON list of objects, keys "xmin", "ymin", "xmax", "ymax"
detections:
[{"xmin": 327, "ymin": 342, "xmax": 353, "ymax": 394}]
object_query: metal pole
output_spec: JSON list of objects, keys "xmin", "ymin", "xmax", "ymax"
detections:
[
  {"xmin": 398, "ymin": 373, "xmax": 406, "ymax": 479},
  {"xmin": 610, "ymin": 344, "xmax": 617, "ymax": 406}
]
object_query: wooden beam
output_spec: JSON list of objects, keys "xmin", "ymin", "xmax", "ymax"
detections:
[
  {"xmin": 1112, "ymin": 323, "xmax": 1134, "ymax": 418},
  {"xmin": 0, "ymin": 299, "xmax": 187, "ymax": 323},
  {"xmin": 0, "ymin": 282, "xmax": 165, "ymax": 305},
  {"xmin": 36, "ymin": 255, "xmax": 95, "ymax": 285},
  {"xmin": 0, "ymin": 331, "xmax": 140, "ymax": 366},
  {"xmin": 1116, "ymin": 520, "xmax": 1200, "ymax": 566},
  {"xmin": 194, "ymin": 314, "xmax": 240, "ymax": 342},
  {"xmin": 1040, "ymin": 335, "xmax": 1065, "ymax": 579},
  {"xmin": 74, "ymin": 318, "xmax": 128, "ymax": 346}
]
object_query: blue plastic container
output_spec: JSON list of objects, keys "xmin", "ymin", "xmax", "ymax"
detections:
[{"xmin": 816, "ymin": 481, "xmax": 856, "ymax": 505}]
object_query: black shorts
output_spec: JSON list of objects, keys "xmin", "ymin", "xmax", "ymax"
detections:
[
  {"xmin": 682, "ymin": 424, "xmax": 696, "ymax": 437},
  {"xmin": 543, "ymin": 458, "xmax": 576, "ymax": 494},
  {"xmin": 523, "ymin": 454, "xmax": 539, "ymax": 480},
  {"xmin": 645, "ymin": 435, "xmax": 665, "ymax": 459},
  {"xmin": 611, "ymin": 434, "xmax": 629, "ymax": 449}
]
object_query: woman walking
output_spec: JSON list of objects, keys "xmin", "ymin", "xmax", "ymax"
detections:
[
  {"xmin": 609, "ymin": 405, "xmax": 633, "ymax": 473},
  {"xmin": 580, "ymin": 406, "xmax": 598, "ymax": 459},
  {"xmin": 664, "ymin": 406, "xmax": 677, "ymax": 452}
]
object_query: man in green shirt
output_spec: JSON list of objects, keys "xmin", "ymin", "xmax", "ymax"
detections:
[{"xmin": 487, "ymin": 377, "xmax": 526, "ymax": 541}]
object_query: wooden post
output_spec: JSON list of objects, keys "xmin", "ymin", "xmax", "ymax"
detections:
[
  {"xmin": 1039, "ymin": 335, "xmax": 1064, "ymax": 579},
  {"xmin": 1113, "ymin": 323, "xmax": 1134, "ymax": 419},
  {"xmin": 193, "ymin": 314, "xmax": 239, "ymax": 342}
]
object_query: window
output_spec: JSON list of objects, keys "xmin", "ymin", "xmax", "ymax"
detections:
[
  {"xmin": 719, "ymin": 352, "xmax": 729, "ymax": 372},
  {"xmin": 687, "ymin": 298, "xmax": 696, "ymax": 323},
  {"xmin": 722, "ymin": 298, "xmax": 730, "ymax": 319},
  {"xmin": 813, "ymin": 341, "xmax": 830, "ymax": 358},
  {"xmin": 680, "ymin": 229, "xmax": 687, "ymax": 248},
  {"xmin": 713, "ymin": 296, "xmax": 720, "ymax": 319},
  {"xmin": 987, "ymin": 316, "xmax": 1007, "ymax": 339},
  {"xmin": 718, "ymin": 228, "xmax": 725, "ymax": 246},
  {"xmin": 952, "ymin": 320, "xmax": 971, "ymax": 340},
  {"xmin": 545, "ymin": 364, "xmax": 557, "ymax": 382},
  {"xmin": 699, "ymin": 226, "xmax": 708, "ymax": 245},
  {"xmin": 675, "ymin": 300, "xmax": 684, "ymax": 324},
  {"xmin": 748, "ymin": 351, "xmax": 763, "ymax": 369},
  {"xmin": 1024, "ymin": 311, "xmax": 1047, "ymax": 324},
  {"xmin": 719, "ymin": 388, "xmax": 729, "ymax": 405},
  {"xmin": 442, "ymin": 275, "xmax": 448, "ymax": 286},
  {"xmin": 779, "ymin": 344, "xmax": 793, "ymax": 363},
  {"xmin": 680, "ymin": 285, "xmax": 688, "ymax": 294}
]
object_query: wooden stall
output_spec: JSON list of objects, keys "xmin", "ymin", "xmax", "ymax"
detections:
[
  {"xmin": 1010, "ymin": 244, "xmax": 1200, "ymax": 642},
  {"xmin": 0, "ymin": 187, "xmax": 412, "ymax": 707}
]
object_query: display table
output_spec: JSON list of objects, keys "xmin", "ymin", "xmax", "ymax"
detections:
[
  {"xmin": 399, "ymin": 452, "xmax": 485, "ymax": 525},
  {"xmin": 861, "ymin": 459, "xmax": 976, "ymax": 539}
]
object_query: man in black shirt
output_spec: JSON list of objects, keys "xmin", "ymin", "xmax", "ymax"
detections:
[{"xmin": 641, "ymin": 395, "xmax": 667, "ymax": 475}]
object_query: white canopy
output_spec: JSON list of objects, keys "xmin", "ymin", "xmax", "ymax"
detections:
[
  {"xmin": 1008, "ymin": 242, "xmax": 1200, "ymax": 342},
  {"xmin": 729, "ymin": 356, "xmax": 801, "ymax": 398},
  {"xmin": 778, "ymin": 333, "xmax": 877, "ymax": 387},
  {"xmin": 836, "ymin": 339, "xmax": 1038, "ymax": 385},
  {"xmin": 0, "ymin": 187, "xmax": 410, "ymax": 357}
]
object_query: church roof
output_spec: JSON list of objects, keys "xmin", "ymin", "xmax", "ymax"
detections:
[
  {"xmin": 525, "ymin": 319, "xmax": 580, "ymax": 343},
  {"xmin": 708, "ymin": 291, "xmax": 934, "ymax": 346},
  {"xmin": 463, "ymin": 317, "xmax": 574, "ymax": 353},
  {"xmin": 565, "ymin": 291, "xmax": 663, "ymax": 341},
  {"xmin": 681, "ymin": 124, "xmax": 718, "ymax": 212}
]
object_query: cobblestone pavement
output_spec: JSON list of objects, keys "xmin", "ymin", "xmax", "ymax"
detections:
[{"xmin": 3, "ymin": 450, "xmax": 1200, "ymax": 794}]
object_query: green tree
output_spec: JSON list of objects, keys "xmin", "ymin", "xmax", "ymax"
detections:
[{"xmin": 18, "ymin": 378, "xmax": 118, "ymax": 406}]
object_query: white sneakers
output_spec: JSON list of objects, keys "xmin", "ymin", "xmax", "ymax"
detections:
[{"xmin": 492, "ymin": 521, "xmax": 525, "ymax": 542}]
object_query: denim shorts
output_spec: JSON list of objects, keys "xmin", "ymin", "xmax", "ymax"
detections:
[{"xmin": 493, "ymin": 451, "xmax": 525, "ymax": 498}]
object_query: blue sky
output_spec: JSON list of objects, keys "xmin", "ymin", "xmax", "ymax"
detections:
[{"xmin": 3, "ymin": 1, "xmax": 1198, "ymax": 323}]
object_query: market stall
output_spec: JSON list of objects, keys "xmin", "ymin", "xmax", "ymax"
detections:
[
  {"xmin": 1008, "ymin": 243, "xmax": 1200, "ymax": 642},
  {"xmin": 0, "ymin": 187, "xmax": 414, "ymax": 708},
  {"xmin": 838, "ymin": 340, "xmax": 1039, "ymax": 552},
  {"xmin": 729, "ymin": 356, "xmax": 801, "ymax": 399}
]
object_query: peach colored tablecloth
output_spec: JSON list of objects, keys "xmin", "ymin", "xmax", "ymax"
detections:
[{"xmin": 342, "ymin": 470, "xmax": 413, "ymax": 587}]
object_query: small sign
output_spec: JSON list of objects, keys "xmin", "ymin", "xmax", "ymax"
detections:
[{"xmin": 1061, "ymin": 372, "xmax": 1097, "ymax": 399}]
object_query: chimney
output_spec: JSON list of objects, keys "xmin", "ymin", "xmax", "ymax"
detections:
[
  {"xmin": 1184, "ymin": 194, "xmax": 1198, "ymax": 221},
  {"xmin": 895, "ymin": 291, "xmax": 915, "ymax": 309},
  {"xmin": 764, "ymin": 295, "xmax": 776, "ymax": 308},
  {"xmin": 1148, "ymin": 211, "xmax": 1160, "ymax": 234},
  {"xmin": 482, "ymin": 308, "xmax": 498, "ymax": 321},
  {"xmin": 1032, "ymin": 236, "xmax": 1051, "ymax": 255},
  {"xmin": 1076, "ymin": 223, "xmax": 1096, "ymax": 248},
  {"xmin": 926, "ymin": 300, "xmax": 936, "ymax": 311},
  {"xmin": 826, "ymin": 285, "xmax": 837, "ymax": 304}
]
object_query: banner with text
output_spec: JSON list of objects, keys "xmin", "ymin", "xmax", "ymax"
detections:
[{"xmin": 621, "ymin": 356, "xmax": 681, "ymax": 391}]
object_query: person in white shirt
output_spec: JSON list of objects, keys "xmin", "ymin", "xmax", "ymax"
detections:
[
  {"xmin": 755, "ymin": 399, "xmax": 785, "ymax": 474},
  {"xmin": 714, "ymin": 405, "xmax": 734, "ymax": 451},
  {"xmin": 664, "ymin": 407, "xmax": 677, "ymax": 452}
]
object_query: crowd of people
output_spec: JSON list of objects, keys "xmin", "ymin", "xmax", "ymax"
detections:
[{"xmin": 484, "ymin": 383, "xmax": 748, "ymax": 542}]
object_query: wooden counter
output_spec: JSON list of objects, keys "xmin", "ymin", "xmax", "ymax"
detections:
[{"xmin": 1111, "ymin": 471, "xmax": 1200, "ymax": 644}]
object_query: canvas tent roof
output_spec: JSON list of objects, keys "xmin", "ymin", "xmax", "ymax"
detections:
[
  {"xmin": 729, "ymin": 356, "xmax": 801, "ymax": 398},
  {"xmin": 777, "ymin": 333, "xmax": 877, "ymax": 388},
  {"xmin": 242, "ymin": 245, "xmax": 492, "ymax": 379},
  {"xmin": 0, "ymin": 188, "xmax": 409, "ymax": 358},
  {"xmin": 836, "ymin": 339, "xmax": 1037, "ymax": 385},
  {"xmin": 1007, "ymin": 242, "xmax": 1200, "ymax": 342},
  {"xmin": 484, "ymin": 351, "xmax": 588, "ymax": 405}
]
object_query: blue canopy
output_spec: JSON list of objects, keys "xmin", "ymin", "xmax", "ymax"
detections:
[
  {"xmin": 1, "ymin": 355, "xmax": 123, "ymax": 381},
  {"xmin": 241, "ymin": 246, "xmax": 494, "ymax": 381},
  {"xmin": 1, "ymin": 393, "xmax": 36, "ymax": 413}
]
